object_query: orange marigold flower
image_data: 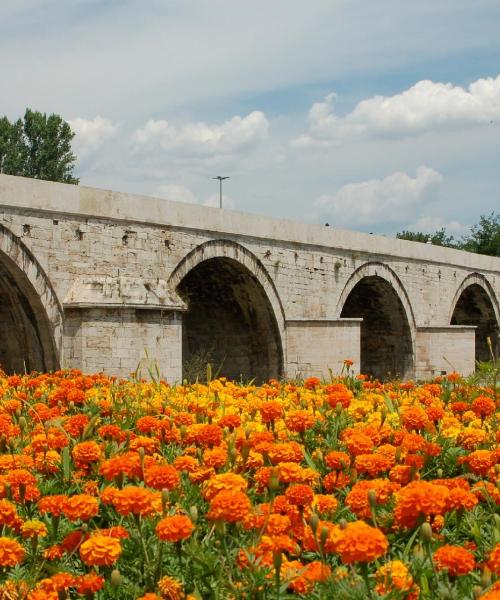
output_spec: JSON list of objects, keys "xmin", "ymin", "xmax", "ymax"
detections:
[
  {"xmin": 157, "ymin": 576, "xmax": 184, "ymax": 600},
  {"xmin": 285, "ymin": 410, "xmax": 315, "ymax": 433},
  {"xmin": 285, "ymin": 484, "xmax": 314, "ymax": 508},
  {"xmin": 264, "ymin": 513, "xmax": 291, "ymax": 536},
  {"xmin": 394, "ymin": 481, "xmax": 449, "ymax": 529},
  {"xmin": 471, "ymin": 395, "xmax": 496, "ymax": 418},
  {"xmin": 99, "ymin": 452, "xmax": 142, "ymax": 481},
  {"xmin": 207, "ymin": 490, "xmax": 251, "ymax": 522},
  {"xmin": 401, "ymin": 406, "xmax": 429, "ymax": 431},
  {"xmin": 487, "ymin": 543, "xmax": 500, "ymax": 575},
  {"xmin": 268, "ymin": 442, "xmax": 304, "ymax": 465},
  {"xmin": 202, "ymin": 473, "xmax": 248, "ymax": 501},
  {"xmin": 304, "ymin": 377, "xmax": 321, "ymax": 390},
  {"xmin": 324, "ymin": 451, "xmax": 351, "ymax": 470},
  {"xmin": 79, "ymin": 535, "xmax": 122, "ymax": 567},
  {"xmin": 62, "ymin": 494, "xmax": 99, "ymax": 522},
  {"xmin": 72, "ymin": 441, "xmax": 102, "ymax": 467},
  {"xmin": 156, "ymin": 515, "xmax": 194, "ymax": 542},
  {"xmin": 480, "ymin": 581, "xmax": 500, "ymax": 600},
  {"xmin": 375, "ymin": 560, "xmax": 417, "ymax": 597},
  {"xmin": 344, "ymin": 433, "xmax": 374, "ymax": 457},
  {"xmin": 202, "ymin": 446, "xmax": 228, "ymax": 469},
  {"xmin": 111, "ymin": 486, "xmax": 156, "ymax": 517},
  {"xmin": 144, "ymin": 465, "xmax": 180, "ymax": 490},
  {"xmin": 461, "ymin": 450, "xmax": 496, "ymax": 476},
  {"xmin": 74, "ymin": 573, "xmax": 105, "ymax": 595},
  {"xmin": 323, "ymin": 470, "xmax": 351, "ymax": 492},
  {"xmin": 43, "ymin": 544, "xmax": 64, "ymax": 560},
  {"xmin": 0, "ymin": 537, "xmax": 25, "ymax": 567},
  {"xmin": 0, "ymin": 499, "xmax": 20, "ymax": 528},
  {"xmin": 355, "ymin": 453, "xmax": 394, "ymax": 477},
  {"xmin": 336, "ymin": 521, "xmax": 388, "ymax": 564},
  {"xmin": 346, "ymin": 479, "xmax": 400, "ymax": 520},
  {"xmin": 446, "ymin": 487, "xmax": 479, "ymax": 513},
  {"xmin": 191, "ymin": 424, "xmax": 223, "ymax": 448},
  {"xmin": 433, "ymin": 544, "xmax": 476, "ymax": 576},
  {"xmin": 313, "ymin": 494, "xmax": 338, "ymax": 516},
  {"xmin": 259, "ymin": 400, "xmax": 283, "ymax": 424}
]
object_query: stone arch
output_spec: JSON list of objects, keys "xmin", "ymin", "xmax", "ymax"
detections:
[
  {"xmin": 336, "ymin": 262, "xmax": 416, "ymax": 379},
  {"xmin": 449, "ymin": 273, "xmax": 500, "ymax": 361},
  {"xmin": 0, "ymin": 223, "xmax": 62, "ymax": 373},
  {"xmin": 169, "ymin": 240, "xmax": 285, "ymax": 382}
]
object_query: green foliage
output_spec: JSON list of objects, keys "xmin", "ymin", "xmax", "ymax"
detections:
[
  {"xmin": 397, "ymin": 212, "xmax": 500, "ymax": 257},
  {"xmin": 0, "ymin": 108, "xmax": 78, "ymax": 184},
  {"xmin": 396, "ymin": 228, "xmax": 456, "ymax": 248},
  {"xmin": 460, "ymin": 212, "xmax": 500, "ymax": 257}
]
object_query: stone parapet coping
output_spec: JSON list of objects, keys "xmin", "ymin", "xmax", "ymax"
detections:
[{"xmin": 1, "ymin": 174, "xmax": 499, "ymax": 272}]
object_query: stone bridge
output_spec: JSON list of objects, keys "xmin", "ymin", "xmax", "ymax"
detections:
[{"xmin": 0, "ymin": 174, "xmax": 499, "ymax": 382}]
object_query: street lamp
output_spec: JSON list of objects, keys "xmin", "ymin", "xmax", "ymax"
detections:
[{"xmin": 212, "ymin": 176, "xmax": 230, "ymax": 208}]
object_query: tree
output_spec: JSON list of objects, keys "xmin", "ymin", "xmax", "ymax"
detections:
[
  {"xmin": 460, "ymin": 212, "xmax": 500, "ymax": 257},
  {"xmin": 396, "ymin": 227, "xmax": 456, "ymax": 248},
  {"xmin": 396, "ymin": 213, "xmax": 500, "ymax": 257},
  {"xmin": 0, "ymin": 109, "xmax": 78, "ymax": 184}
]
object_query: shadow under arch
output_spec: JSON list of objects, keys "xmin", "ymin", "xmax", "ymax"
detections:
[
  {"xmin": 449, "ymin": 273, "xmax": 500, "ymax": 361},
  {"xmin": 336, "ymin": 262, "xmax": 416, "ymax": 380},
  {"xmin": 169, "ymin": 240, "xmax": 285, "ymax": 382},
  {"xmin": 0, "ymin": 223, "xmax": 62, "ymax": 373}
]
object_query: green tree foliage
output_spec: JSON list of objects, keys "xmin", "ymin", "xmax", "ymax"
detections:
[
  {"xmin": 0, "ymin": 109, "xmax": 78, "ymax": 184},
  {"xmin": 460, "ymin": 212, "xmax": 500, "ymax": 257},
  {"xmin": 397, "ymin": 213, "xmax": 500, "ymax": 257},
  {"xmin": 396, "ymin": 227, "xmax": 456, "ymax": 248}
]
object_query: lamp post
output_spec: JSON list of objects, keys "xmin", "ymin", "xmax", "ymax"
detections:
[{"xmin": 212, "ymin": 176, "xmax": 229, "ymax": 208}]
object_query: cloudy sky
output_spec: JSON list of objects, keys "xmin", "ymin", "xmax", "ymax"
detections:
[{"xmin": 2, "ymin": 0, "xmax": 499, "ymax": 235}]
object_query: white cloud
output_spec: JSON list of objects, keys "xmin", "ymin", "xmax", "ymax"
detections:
[
  {"xmin": 155, "ymin": 183, "xmax": 235, "ymax": 209},
  {"xmin": 68, "ymin": 116, "xmax": 118, "ymax": 157},
  {"xmin": 156, "ymin": 183, "xmax": 197, "ymax": 204},
  {"xmin": 294, "ymin": 75, "xmax": 500, "ymax": 145},
  {"xmin": 314, "ymin": 166, "xmax": 443, "ymax": 227},
  {"xmin": 407, "ymin": 216, "xmax": 467, "ymax": 235},
  {"xmin": 132, "ymin": 111, "xmax": 269, "ymax": 155}
]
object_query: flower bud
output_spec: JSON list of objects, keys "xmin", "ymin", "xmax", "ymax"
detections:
[
  {"xmin": 273, "ymin": 550, "xmax": 282, "ymax": 573},
  {"xmin": 481, "ymin": 567, "xmax": 492, "ymax": 588},
  {"xmin": 436, "ymin": 468, "xmax": 443, "ymax": 478},
  {"xmin": 110, "ymin": 570, "xmax": 122, "ymax": 587},
  {"xmin": 320, "ymin": 526, "xmax": 329, "ymax": 546},
  {"xmin": 189, "ymin": 505, "xmax": 199, "ymax": 524},
  {"xmin": 420, "ymin": 522, "xmax": 433, "ymax": 543},
  {"xmin": 335, "ymin": 402, "xmax": 343, "ymax": 415},
  {"xmin": 367, "ymin": 489, "xmax": 377, "ymax": 509},
  {"xmin": 161, "ymin": 489, "xmax": 169, "ymax": 515},
  {"xmin": 338, "ymin": 519, "xmax": 347, "ymax": 530},
  {"xmin": 309, "ymin": 513, "xmax": 320, "ymax": 535},
  {"xmin": 473, "ymin": 587, "xmax": 483, "ymax": 600},
  {"xmin": 268, "ymin": 468, "xmax": 280, "ymax": 492}
]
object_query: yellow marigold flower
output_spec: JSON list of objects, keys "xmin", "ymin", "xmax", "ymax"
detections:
[{"xmin": 21, "ymin": 520, "xmax": 48, "ymax": 539}]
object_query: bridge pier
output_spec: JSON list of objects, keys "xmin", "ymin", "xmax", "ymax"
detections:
[{"xmin": 63, "ymin": 277, "xmax": 185, "ymax": 380}]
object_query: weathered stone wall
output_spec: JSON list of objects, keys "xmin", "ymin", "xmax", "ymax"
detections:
[{"xmin": 0, "ymin": 174, "xmax": 498, "ymax": 381}]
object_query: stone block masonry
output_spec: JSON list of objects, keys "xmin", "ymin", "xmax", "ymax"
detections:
[{"xmin": 0, "ymin": 173, "xmax": 498, "ymax": 381}]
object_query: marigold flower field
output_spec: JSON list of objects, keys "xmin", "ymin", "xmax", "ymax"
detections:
[{"xmin": 0, "ymin": 366, "xmax": 499, "ymax": 599}]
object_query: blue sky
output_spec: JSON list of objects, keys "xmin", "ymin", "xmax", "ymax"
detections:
[{"xmin": 2, "ymin": 0, "xmax": 500, "ymax": 235}]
